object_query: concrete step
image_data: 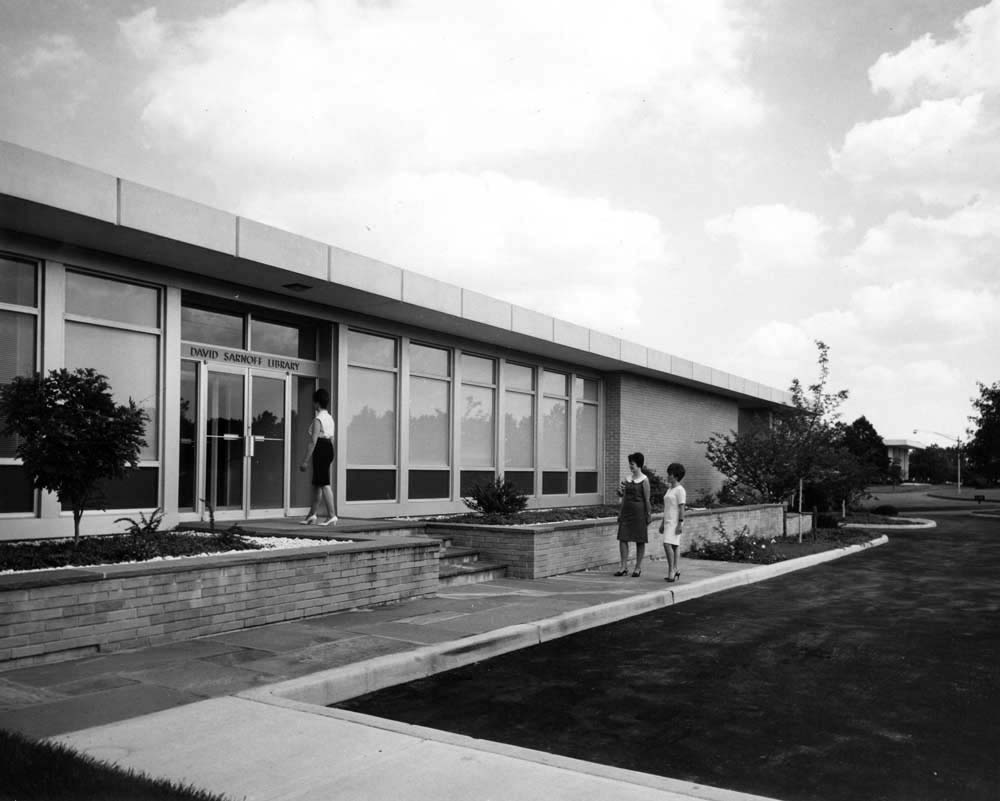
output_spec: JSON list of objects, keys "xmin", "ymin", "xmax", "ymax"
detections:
[
  {"xmin": 439, "ymin": 546, "xmax": 480, "ymax": 566},
  {"xmin": 438, "ymin": 560, "xmax": 508, "ymax": 587}
]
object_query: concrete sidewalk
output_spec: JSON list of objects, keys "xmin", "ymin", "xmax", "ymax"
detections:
[{"xmin": 1, "ymin": 540, "xmax": 887, "ymax": 801}]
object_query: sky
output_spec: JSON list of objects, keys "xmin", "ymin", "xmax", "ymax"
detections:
[{"xmin": 1, "ymin": 0, "xmax": 997, "ymax": 446}]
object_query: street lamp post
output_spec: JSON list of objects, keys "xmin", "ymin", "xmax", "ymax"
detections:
[{"xmin": 913, "ymin": 429, "xmax": 962, "ymax": 494}]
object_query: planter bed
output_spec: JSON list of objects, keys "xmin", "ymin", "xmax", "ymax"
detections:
[
  {"xmin": 0, "ymin": 536, "xmax": 439, "ymax": 670},
  {"xmin": 427, "ymin": 504, "xmax": 792, "ymax": 579}
]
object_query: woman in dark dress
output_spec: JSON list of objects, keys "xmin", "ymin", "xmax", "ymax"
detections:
[{"xmin": 615, "ymin": 451, "xmax": 651, "ymax": 577}]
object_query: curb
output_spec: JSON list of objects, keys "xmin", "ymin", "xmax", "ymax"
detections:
[
  {"xmin": 841, "ymin": 518, "xmax": 935, "ymax": 529},
  {"xmin": 239, "ymin": 535, "xmax": 889, "ymax": 709}
]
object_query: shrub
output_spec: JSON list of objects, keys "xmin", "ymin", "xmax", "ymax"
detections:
[
  {"xmin": 717, "ymin": 481, "xmax": 761, "ymax": 507},
  {"xmin": 690, "ymin": 489, "xmax": 717, "ymax": 509},
  {"xmin": 463, "ymin": 476, "xmax": 529, "ymax": 516},
  {"xmin": 114, "ymin": 508, "xmax": 165, "ymax": 561},
  {"xmin": 687, "ymin": 516, "xmax": 782, "ymax": 564},
  {"xmin": 871, "ymin": 504, "xmax": 898, "ymax": 517},
  {"xmin": 642, "ymin": 465, "xmax": 668, "ymax": 510}
]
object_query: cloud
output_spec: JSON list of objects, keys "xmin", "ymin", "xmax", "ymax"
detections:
[
  {"xmin": 833, "ymin": 2, "xmax": 1000, "ymax": 205},
  {"xmin": 13, "ymin": 33, "xmax": 87, "ymax": 78},
  {"xmin": 869, "ymin": 1, "xmax": 1000, "ymax": 109},
  {"xmin": 704, "ymin": 204, "xmax": 829, "ymax": 275},
  {"xmin": 131, "ymin": 0, "xmax": 764, "ymax": 174},
  {"xmin": 242, "ymin": 171, "xmax": 669, "ymax": 334},
  {"xmin": 119, "ymin": 8, "xmax": 166, "ymax": 59}
]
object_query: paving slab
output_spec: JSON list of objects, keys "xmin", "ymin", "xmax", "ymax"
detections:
[
  {"xmin": 123, "ymin": 660, "xmax": 276, "ymax": 696},
  {"xmin": 238, "ymin": 634, "xmax": 415, "ymax": 677},
  {"xmin": 207, "ymin": 620, "xmax": 354, "ymax": 652},
  {"xmin": 0, "ymin": 683, "xmax": 198, "ymax": 738}
]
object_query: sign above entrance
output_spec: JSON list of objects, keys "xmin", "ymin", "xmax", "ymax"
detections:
[{"xmin": 182, "ymin": 343, "xmax": 320, "ymax": 376}]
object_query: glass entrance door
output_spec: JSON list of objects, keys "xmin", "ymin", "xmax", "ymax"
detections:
[{"xmin": 204, "ymin": 367, "xmax": 290, "ymax": 518}]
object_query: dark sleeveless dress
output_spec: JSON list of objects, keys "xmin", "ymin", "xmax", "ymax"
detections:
[{"xmin": 617, "ymin": 477, "xmax": 651, "ymax": 543}]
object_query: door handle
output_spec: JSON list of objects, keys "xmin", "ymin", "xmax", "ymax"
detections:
[{"xmin": 247, "ymin": 435, "xmax": 254, "ymax": 458}]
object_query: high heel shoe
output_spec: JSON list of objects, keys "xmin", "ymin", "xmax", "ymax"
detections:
[
  {"xmin": 319, "ymin": 516, "xmax": 338, "ymax": 526},
  {"xmin": 300, "ymin": 514, "xmax": 317, "ymax": 525},
  {"xmin": 613, "ymin": 568, "xmax": 629, "ymax": 577},
  {"xmin": 631, "ymin": 570, "xmax": 641, "ymax": 578}
]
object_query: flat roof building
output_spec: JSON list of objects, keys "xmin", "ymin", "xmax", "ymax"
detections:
[{"xmin": 0, "ymin": 140, "xmax": 792, "ymax": 539}]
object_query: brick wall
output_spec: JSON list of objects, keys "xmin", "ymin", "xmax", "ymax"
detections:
[
  {"xmin": 0, "ymin": 538, "xmax": 439, "ymax": 670},
  {"xmin": 429, "ymin": 505, "xmax": 787, "ymax": 578},
  {"xmin": 604, "ymin": 373, "xmax": 739, "ymax": 501}
]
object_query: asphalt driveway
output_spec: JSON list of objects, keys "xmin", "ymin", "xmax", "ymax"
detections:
[{"xmin": 340, "ymin": 511, "xmax": 1000, "ymax": 801}]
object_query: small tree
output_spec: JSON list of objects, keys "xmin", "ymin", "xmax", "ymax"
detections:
[
  {"xmin": 0, "ymin": 368, "xmax": 148, "ymax": 542},
  {"xmin": 966, "ymin": 381, "xmax": 1000, "ymax": 484}
]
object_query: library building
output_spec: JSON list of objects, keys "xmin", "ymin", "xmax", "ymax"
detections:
[{"xmin": 0, "ymin": 140, "xmax": 793, "ymax": 540}]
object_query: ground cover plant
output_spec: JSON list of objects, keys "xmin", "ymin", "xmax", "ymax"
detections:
[
  {"xmin": 0, "ymin": 728, "xmax": 230, "ymax": 801},
  {"xmin": 0, "ymin": 526, "xmax": 262, "ymax": 573}
]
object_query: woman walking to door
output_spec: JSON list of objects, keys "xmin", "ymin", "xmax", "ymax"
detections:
[{"xmin": 299, "ymin": 388, "xmax": 338, "ymax": 526}]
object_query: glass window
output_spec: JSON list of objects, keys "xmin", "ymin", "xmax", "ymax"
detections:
[
  {"xmin": 410, "ymin": 376, "xmax": 449, "ymax": 466},
  {"xmin": 504, "ymin": 391, "xmax": 534, "ymax": 467},
  {"xmin": 542, "ymin": 370, "xmax": 568, "ymax": 396},
  {"xmin": 461, "ymin": 385, "xmax": 495, "ymax": 466},
  {"xmin": 251, "ymin": 318, "xmax": 316, "ymax": 360},
  {"xmin": 505, "ymin": 363, "xmax": 534, "ymax": 391},
  {"xmin": 408, "ymin": 470, "xmax": 450, "ymax": 500},
  {"xmin": 67, "ymin": 271, "xmax": 159, "ymax": 328},
  {"xmin": 346, "ymin": 469, "xmax": 396, "ymax": 501},
  {"xmin": 291, "ymin": 376, "xmax": 317, "ymax": 508},
  {"xmin": 410, "ymin": 343, "xmax": 449, "ymax": 377},
  {"xmin": 178, "ymin": 361, "xmax": 198, "ymax": 510},
  {"xmin": 541, "ymin": 396, "xmax": 567, "ymax": 468},
  {"xmin": 0, "ymin": 256, "xmax": 37, "ymax": 307},
  {"xmin": 0, "ymin": 311, "xmax": 36, "ymax": 459},
  {"xmin": 461, "ymin": 354, "xmax": 495, "ymax": 385},
  {"xmin": 575, "ymin": 403, "xmax": 599, "ymax": 468},
  {"xmin": 182, "ymin": 306, "xmax": 244, "ymax": 349},
  {"xmin": 346, "ymin": 367, "xmax": 396, "ymax": 465},
  {"xmin": 348, "ymin": 330, "xmax": 397, "ymax": 368},
  {"xmin": 65, "ymin": 322, "xmax": 159, "ymax": 459},
  {"xmin": 0, "ymin": 465, "xmax": 35, "ymax": 513},
  {"xmin": 574, "ymin": 377, "xmax": 599, "ymax": 402}
]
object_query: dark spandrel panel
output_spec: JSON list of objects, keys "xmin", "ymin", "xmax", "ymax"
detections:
[
  {"xmin": 62, "ymin": 468, "xmax": 159, "ymax": 511},
  {"xmin": 182, "ymin": 306, "xmax": 244, "ymax": 349},
  {"xmin": 575, "ymin": 471, "xmax": 598, "ymax": 494},
  {"xmin": 346, "ymin": 469, "xmax": 397, "ymax": 502},
  {"xmin": 504, "ymin": 470, "xmax": 534, "ymax": 496},
  {"xmin": 251, "ymin": 318, "xmax": 316, "ymax": 360},
  {"xmin": 0, "ymin": 465, "xmax": 35, "ymax": 513},
  {"xmin": 542, "ymin": 471, "xmax": 568, "ymax": 495},
  {"xmin": 460, "ymin": 470, "xmax": 495, "ymax": 496},
  {"xmin": 0, "ymin": 256, "xmax": 37, "ymax": 307},
  {"xmin": 408, "ymin": 470, "xmax": 450, "ymax": 500}
]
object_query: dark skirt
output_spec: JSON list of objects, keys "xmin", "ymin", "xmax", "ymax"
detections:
[
  {"xmin": 617, "ymin": 482, "xmax": 649, "ymax": 543},
  {"xmin": 311, "ymin": 438, "xmax": 334, "ymax": 487}
]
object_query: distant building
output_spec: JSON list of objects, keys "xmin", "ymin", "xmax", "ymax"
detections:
[
  {"xmin": 884, "ymin": 439, "xmax": 924, "ymax": 481},
  {"xmin": 0, "ymin": 140, "xmax": 794, "ymax": 540}
]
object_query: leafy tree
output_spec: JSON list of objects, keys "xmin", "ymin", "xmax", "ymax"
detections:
[
  {"xmin": 703, "ymin": 341, "xmax": 850, "ymax": 507},
  {"xmin": 908, "ymin": 444, "xmax": 956, "ymax": 484},
  {"xmin": 840, "ymin": 415, "xmax": 890, "ymax": 482},
  {"xmin": 966, "ymin": 381, "xmax": 1000, "ymax": 484},
  {"xmin": 0, "ymin": 368, "xmax": 148, "ymax": 542}
]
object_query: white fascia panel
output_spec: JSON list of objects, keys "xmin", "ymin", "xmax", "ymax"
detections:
[
  {"xmin": 402, "ymin": 271, "xmax": 461, "ymax": 316},
  {"xmin": 462, "ymin": 289, "xmax": 511, "ymax": 329},
  {"xmin": 237, "ymin": 218, "xmax": 327, "ymax": 281},
  {"xmin": 620, "ymin": 339, "xmax": 647, "ymax": 367},
  {"xmin": 589, "ymin": 330, "xmax": 620, "ymax": 359},
  {"xmin": 511, "ymin": 305, "xmax": 554, "ymax": 341},
  {"xmin": 120, "ymin": 181, "xmax": 236, "ymax": 255},
  {"xmin": 329, "ymin": 245, "xmax": 403, "ymax": 300}
]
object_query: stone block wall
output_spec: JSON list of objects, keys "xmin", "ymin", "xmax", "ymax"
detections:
[{"xmin": 0, "ymin": 538, "xmax": 438, "ymax": 670}]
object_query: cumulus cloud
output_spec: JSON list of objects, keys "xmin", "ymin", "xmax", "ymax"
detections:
[
  {"xmin": 704, "ymin": 204, "xmax": 829, "ymax": 275},
  {"xmin": 242, "ymin": 171, "xmax": 668, "ymax": 334},
  {"xmin": 128, "ymin": 0, "xmax": 763, "ymax": 174},
  {"xmin": 14, "ymin": 33, "xmax": 87, "ymax": 77},
  {"xmin": 118, "ymin": 8, "xmax": 166, "ymax": 59}
]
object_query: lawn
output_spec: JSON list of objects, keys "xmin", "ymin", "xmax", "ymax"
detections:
[{"xmin": 0, "ymin": 729, "xmax": 230, "ymax": 801}]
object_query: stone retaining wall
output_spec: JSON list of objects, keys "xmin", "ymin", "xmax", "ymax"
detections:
[
  {"xmin": 0, "ymin": 538, "xmax": 438, "ymax": 670},
  {"xmin": 428, "ymin": 504, "xmax": 790, "ymax": 579}
]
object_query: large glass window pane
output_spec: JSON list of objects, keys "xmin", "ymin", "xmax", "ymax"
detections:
[
  {"xmin": 346, "ymin": 469, "xmax": 396, "ymax": 501},
  {"xmin": 542, "ymin": 370, "xmax": 568, "ymax": 396},
  {"xmin": 410, "ymin": 377, "xmax": 449, "ymax": 465},
  {"xmin": 575, "ymin": 402, "xmax": 598, "ymax": 468},
  {"xmin": 0, "ymin": 256, "xmax": 36, "ymax": 307},
  {"xmin": 65, "ymin": 322, "xmax": 159, "ymax": 459},
  {"xmin": 0, "ymin": 311, "xmax": 36, "ymax": 458},
  {"xmin": 348, "ymin": 330, "xmax": 396, "ymax": 368},
  {"xmin": 541, "ymin": 396, "xmax": 567, "ymax": 468},
  {"xmin": 410, "ymin": 343, "xmax": 449, "ymax": 377},
  {"xmin": 347, "ymin": 367, "xmax": 396, "ymax": 465},
  {"xmin": 408, "ymin": 470, "xmax": 450, "ymax": 500},
  {"xmin": 461, "ymin": 354, "xmax": 495, "ymax": 385},
  {"xmin": 182, "ymin": 306, "xmax": 244, "ymax": 349},
  {"xmin": 461, "ymin": 385, "xmax": 494, "ymax": 466},
  {"xmin": 251, "ymin": 318, "xmax": 316, "ymax": 359},
  {"xmin": 178, "ymin": 361, "xmax": 198, "ymax": 510},
  {"xmin": 0, "ymin": 464, "xmax": 35, "ymax": 513},
  {"xmin": 574, "ymin": 377, "xmax": 599, "ymax": 402},
  {"xmin": 63, "ymin": 467, "xmax": 159, "ymax": 511},
  {"xmin": 504, "ymin": 391, "xmax": 533, "ymax": 467},
  {"xmin": 505, "ymin": 363, "xmax": 534, "ymax": 391},
  {"xmin": 291, "ymin": 377, "xmax": 317, "ymax": 508},
  {"xmin": 67, "ymin": 272, "xmax": 159, "ymax": 327}
]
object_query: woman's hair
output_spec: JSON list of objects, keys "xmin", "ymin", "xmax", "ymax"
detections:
[
  {"xmin": 313, "ymin": 388, "xmax": 330, "ymax": 409},
  {"xmin": 627, "ymin": 451, "xmax": 645, "ymax": 469},
  {"xmin": 667, "ymin": 462, "xmax": 686, "ymax": 480}
]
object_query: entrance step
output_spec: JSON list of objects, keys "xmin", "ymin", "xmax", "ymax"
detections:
[
  {"xmin": 438, "ymin": 560, "xmax": 508, "ymax": 587},
  {"xmin": 438, "ymin": 546, "xmax": 480, "ymax": 567}
]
